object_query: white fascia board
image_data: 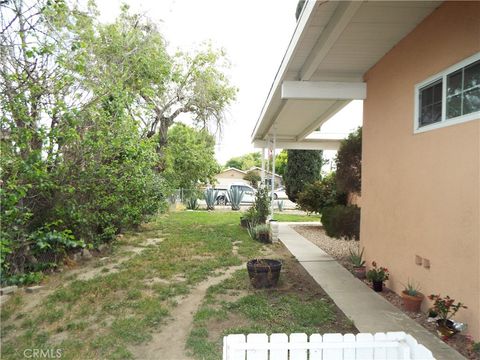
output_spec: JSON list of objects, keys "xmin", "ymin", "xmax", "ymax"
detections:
[
  {"xmin": 251, "ymin": 0, "xmax": 320, "ymax": 140},
  {"xmin": 282, "ymin": 81, "xmax": 366, "ymax": 100},
  {"xmin": 253, "ymin": 139, "xmax": 341, "ymax": 151}
]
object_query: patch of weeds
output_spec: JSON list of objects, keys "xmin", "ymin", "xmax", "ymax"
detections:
[
  {"xmin": 37, "ymin": 304, "xmax": 65, "ymax": 323},
  {"xmin": 66, "ymin": 321, "xmax": 88, "ymax": 331},
  {"xmin": 154, "ymin": 283, "xmax": 189, "ymax": 300},
  {"xmin": 126, "ymin": 288, "xmax": 142, "ymax": 300},
  {"xmin": 194, "ymin": 307, "xmax": 227, "ymax": 323},
  {"xmin": 0, "ymin": 294, "xmax": 22, "ymax": 322},
  {"xmin": 0, "ymin": 324, "xmax": 16, "ymax": 338},
  {"xmin": 186, "ymin": 327, "xmax": 219, "ymax": 360},
  {"xmin": 111, "ymin": 317, "xmax": 152, "ymax": 344},
  {"xmin": 90, "ymin": 334, "xmax": 133, "ymax": 359}
]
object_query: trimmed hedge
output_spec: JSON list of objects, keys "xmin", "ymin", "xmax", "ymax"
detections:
[{"xmin": 321, "ymin": 205, "xmax": 360, "ymax": 240}]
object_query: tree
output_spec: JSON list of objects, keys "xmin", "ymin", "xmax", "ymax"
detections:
[
  {"xmin": 336, "ymin": 127, "xmax": 362, "ymax": 194},
  {"xmin": 225, "ymin": 152, "xmax": 262, "ymax": 170},
  {"xmin": 164, "ymin": 124, "xmax": 220, "ymax": 190},
  {"xmin": 284, "ymin": 150, "xmax": 323, "ymax": 202},
  {"xmin": 82, "ymin": 6, "xmax": 237, "ymax": 170},
  {"xmin": 274, "ymin": 150, "xmax": 288, "ymax": 176},
  {"xmin": 243, "ymin": 170, "xmax": 261, "ymax": 188}
]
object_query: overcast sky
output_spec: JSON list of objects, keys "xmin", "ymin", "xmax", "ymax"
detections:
[{"xmin": 96, "ymin": 0, "xmax": 362, "ymax": 164}]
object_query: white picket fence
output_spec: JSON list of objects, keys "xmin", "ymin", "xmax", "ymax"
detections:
[{"xmin": 223, "ymin": 332, "xmax": 435, "ymax": 360}]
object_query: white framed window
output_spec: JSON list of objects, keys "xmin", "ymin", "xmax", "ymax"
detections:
[{"xmin": 414, "ymin": 52, "xmax": 480, "ymax": 133}]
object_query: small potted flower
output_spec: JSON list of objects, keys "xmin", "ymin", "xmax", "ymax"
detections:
[
  {"xmin": 366, "ymin": 261, "xmax": 389, "ymax": 292},
  {"xmin": 428, "ymin": 294, "xmax": 467, "ymax": 338},
  {"xmin": 349, "ymin": 247, "xmax": 366, "ymax": 279},
  {"xmin": 401, "ymin": 280, "xmax": 424, "ymax": 312}
]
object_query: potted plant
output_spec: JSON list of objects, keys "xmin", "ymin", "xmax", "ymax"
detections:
[
  {"xmin": 428, "ymin": 294, "xmax": 467, "ymax": 338},
  {"xmin": 401, "ymin": 280, "xmax": 424, "ymax": 312},
  {"xmin": 247, "ymin": 259, "xmax": 282, "ymax": 288},
  {"xmin": 366, "ymin": 261, "xmax": 389, "ymax": 292},
  {"xmin": 348, "ymin": 247, "xmax": 366, "ymax": 279}
]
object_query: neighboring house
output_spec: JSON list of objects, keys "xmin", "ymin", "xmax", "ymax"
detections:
[
  {"xmin": 215, "ymin": 167, "xmax": 248, "ymax": 187},
  {"xmin": 252, "ymin": 1, "xmax": 479, "ymax": 340}
]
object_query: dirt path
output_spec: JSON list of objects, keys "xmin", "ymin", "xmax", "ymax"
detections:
[{"xmin": 131, "ymin": 264, "xmax": 245, "ymax": 360}]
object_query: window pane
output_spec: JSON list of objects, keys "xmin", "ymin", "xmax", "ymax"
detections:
[
  {"xmin": 419, "ymin": 80, "xmax": 442, "ymax": 127},
  {"xmin": 432, "ymin": 103, "xmax": 442, "ymax": 123},
  {"xmin": 433, "ymin": 81, "xmax": 442, "ymax": 103},
  {"xmin": 447, "ymin": 94, "xmax": 462, "ymax": 119},
  {"xmin": 463, "ymin": 87, "xmax": 480, "ymax": 114},
  {"xmin": 447, "ymin": 70, "xmax": 462, "ymax": 96},
  {"xmin": 420, "ymin": 86, "xmax": 433, "ymax": 107},
  {"xmin": 464, "ymin": 60, "xmax": 480, "ymax": 89}
]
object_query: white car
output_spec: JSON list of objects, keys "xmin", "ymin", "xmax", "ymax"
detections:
[
  {"xmin": 215, "ymin": 183, "xmax": 256, "ymax": 204},
  {"xmin": 273, "ymin": 187, "xmax": 288, "ymax": 200}
]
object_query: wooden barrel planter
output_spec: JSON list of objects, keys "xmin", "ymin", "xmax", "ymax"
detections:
[{"xmin": 247, "ymin": 259, "xmax": 282, "ymax": 288}]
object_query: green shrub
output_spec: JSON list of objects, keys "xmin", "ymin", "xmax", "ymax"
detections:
[
  {"xmin": 321, "ymin": 205, "xmax": 360, "ymax": 240},
  {"xmin": 297, "ymin": 173, "xmax": 346, "ymax": 214}
]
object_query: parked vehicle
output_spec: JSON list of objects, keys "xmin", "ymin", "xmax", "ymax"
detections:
[
  {"xmin": 273, "ymin": 187, "xmax": 287, "ymax": 200},
  {"xmin": 215, "ymin": 183, "xmax": 256, "ymax": 205}
]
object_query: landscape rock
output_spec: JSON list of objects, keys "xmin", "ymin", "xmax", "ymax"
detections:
[
  {"xmin": 0, "ymin": 295, "xmax": 10, "ymax": 305},
  {"xmin": 25, "ymin": 285, "xmax": 44, "ymax": 293},
  {"xmin": 98, "ymin": 244, "xmax": 109, "ymax": 252},
  {"xmin": 0, "ymin": 285, "xmax": 18, "ymax": 295},
  {"xmin": 82, "ymin": 249, "xmax": 93, "ymax": 260}
]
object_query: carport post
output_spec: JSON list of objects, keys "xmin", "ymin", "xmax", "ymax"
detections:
[
  {"xmin": 261, "ymin": 147, "xmax": 265, "ymax": 187},
  {"xmin": 270, "ymin": 128, "xmax": 276, "ymax": 219}
]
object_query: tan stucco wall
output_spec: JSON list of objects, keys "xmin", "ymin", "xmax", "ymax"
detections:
[{"xmin": 362, "ymin": 2, "xmax": 480, "ymax": 339}]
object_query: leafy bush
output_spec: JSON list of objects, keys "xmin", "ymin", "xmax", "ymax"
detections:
[
  {"xmin": 297, "ymin": 173, "xmax": 347, "ymax": 214},
  {"xmin": 321, "ymin": 205, "xmax": 360, "ymax": 240},
  {"xmin": 4, "ymin": 272, "xmax": 44, "ymax": 286}
]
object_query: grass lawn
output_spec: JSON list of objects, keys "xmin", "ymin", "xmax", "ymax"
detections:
[
  {"xmin": 1, "ymin": 211, "xmax": 350, "ymax": 360},
  {"xmin": 273, "ymin": 212, "xmax": 320, "ymax": 222},
  {"xmin": 186, "ymin": 244, "xmax": 356, "ymax": 360}
]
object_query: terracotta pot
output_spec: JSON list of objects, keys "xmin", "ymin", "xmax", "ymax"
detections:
[
  {"xmin": 401, "ymin": 291, "xmax": 424, "ymax": 312},
  {"xmin": 372, "ymin": 280, "xmax": 383, "ymax": 292},
  {"xmin": 436, "ymin": 319, "xmax": 459, "ymax": 338},
  {"xmin": 352, "ymin": 266, "xmax": 366, "ymax": 279}
]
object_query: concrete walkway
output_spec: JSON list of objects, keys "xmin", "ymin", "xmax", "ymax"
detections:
[{"xmin": 278, "ymin": 223, "xmax": 465, "ymax": 360}]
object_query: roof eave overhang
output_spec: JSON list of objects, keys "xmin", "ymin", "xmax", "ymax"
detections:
[{"xmin": 251, "ymin": 0, "xmax": 441, "ymax": 149}]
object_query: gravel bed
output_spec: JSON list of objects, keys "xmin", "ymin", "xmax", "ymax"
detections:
[
  {"xmin": 291, "ymin": 225, "xmax": 358, "ymax": 268},
  {"xmin": 292, "ymin": 224, "xmax": 480, "ymax": 359}
]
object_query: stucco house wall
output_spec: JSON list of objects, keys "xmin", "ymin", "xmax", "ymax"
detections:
[{"xmin": 361, "ymin": 2, "xmax": 480, "ymax": 339}]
